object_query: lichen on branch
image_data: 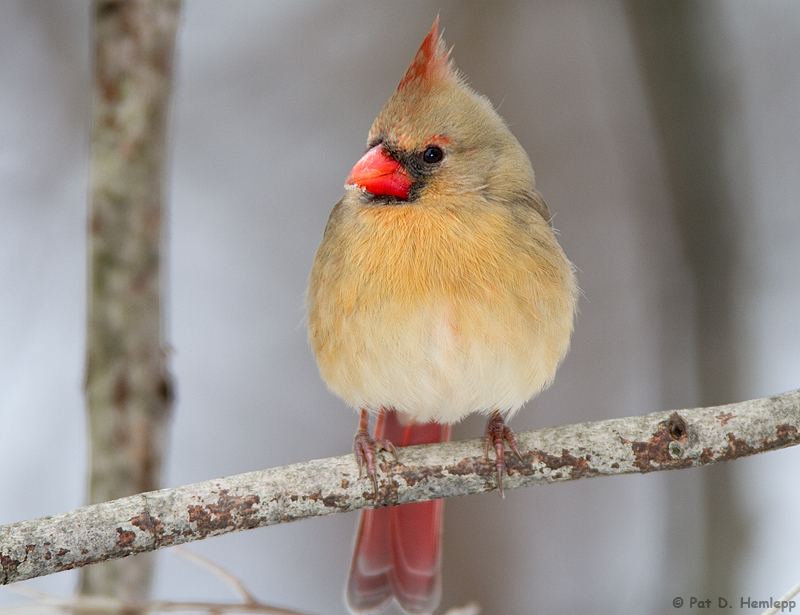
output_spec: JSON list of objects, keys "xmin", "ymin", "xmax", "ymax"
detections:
[{"xmin": 1, "ymin": 390, "xmax": 798, "ymax": 585}]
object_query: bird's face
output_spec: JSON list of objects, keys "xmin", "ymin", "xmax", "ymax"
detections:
[{"xmin": 344, "ymin": 25, "xmax": 532, "ymax": 209}]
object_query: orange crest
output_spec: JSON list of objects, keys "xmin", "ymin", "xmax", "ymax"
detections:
[{"xmin": 397, "ymin": 17, "xmax": 453, "ymax": 92}]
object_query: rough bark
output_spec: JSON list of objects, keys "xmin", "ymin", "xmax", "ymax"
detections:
[
  {"xmin": 2, "ymin": 390, "xmax": 797, "ymax": 585},
  {"xmin": 83, "ymin": 0, "xmax": 180, "ymax": 603}
]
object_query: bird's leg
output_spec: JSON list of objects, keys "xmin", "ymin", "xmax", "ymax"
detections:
[
  {"xmin": 353, "ymin": 408, "xmax": 398, "ymax": 497},
  {"xmin": 483, "ymin": 410, "xmax": 524, "ymax": 497}
]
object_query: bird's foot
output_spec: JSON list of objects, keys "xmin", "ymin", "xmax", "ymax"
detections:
[
  {"xmin": 483, "ymin": 411, "xmax": 524, "ymax": 497},
  {"xmin": 353, "ymin": 410, "xmax": 398, "ymax": 497}
]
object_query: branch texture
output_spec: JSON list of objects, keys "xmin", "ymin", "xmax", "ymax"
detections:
[
  {"xmin": 84, "ymin": 0, "xmax": 180, "ymax": 600},
  {"xmin": 2, "ymin": 390, "xmax": 798, "ymax": 585}
]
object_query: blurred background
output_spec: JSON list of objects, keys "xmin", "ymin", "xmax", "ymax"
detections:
[{"xmin": 1, "ymin": 1, "xmax": 799, "ymax": 613}]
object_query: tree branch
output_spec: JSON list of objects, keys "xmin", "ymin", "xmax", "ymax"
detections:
[
  {"xmin": 2, "ymin": 390, "xmax": 798, "ymax": 585},
  {"xmin": 83, "ymin": 0, "xmax": 180, "ymax": 602}
]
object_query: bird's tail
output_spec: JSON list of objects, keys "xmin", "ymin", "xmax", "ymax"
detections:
[{"xmin": 346, "ymin": 409, "xmax": 451, "ymax": 615}]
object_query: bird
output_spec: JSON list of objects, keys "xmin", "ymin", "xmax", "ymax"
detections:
[{"xmin": 307, "ymin": 18, "xmax": 577, "ymax": 615}]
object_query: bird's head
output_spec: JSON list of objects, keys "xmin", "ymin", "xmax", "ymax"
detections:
[{"xmin": 346, "ymin": 18, "xmax": 535, "ymax": 206}]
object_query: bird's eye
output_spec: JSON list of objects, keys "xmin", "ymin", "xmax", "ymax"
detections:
[{"xmin": 422, "ymin": 145, "xmax": 444, "ymax": 164}]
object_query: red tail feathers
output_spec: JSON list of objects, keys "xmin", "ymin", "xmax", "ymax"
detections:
[{"xmin": 346, "ymin": 409, "xmax": 451, "ymax": 615}]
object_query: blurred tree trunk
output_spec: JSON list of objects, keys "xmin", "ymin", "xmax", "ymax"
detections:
[
  {"xmin": 81, "ymin": 0, "xmax": 181, "ymax": 606},
  {"xmin": 625, "ymin": 0, "xmax": 747, "ymax": 600}
]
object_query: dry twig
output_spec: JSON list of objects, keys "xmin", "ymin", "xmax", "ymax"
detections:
[{"xmin": 1, "ymin": 390, "xmax": 798, "ymax": 586}]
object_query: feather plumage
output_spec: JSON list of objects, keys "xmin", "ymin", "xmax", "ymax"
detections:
[{"xmin": 307, "ymin": 18, "xmax": 577, "ymax": 615}]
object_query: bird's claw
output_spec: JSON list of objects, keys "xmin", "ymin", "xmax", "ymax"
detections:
[
  {"xmin": 484, "ymin": 411, "xmax": 524, "ymax": 497},
  {"xmin": 353, "ymin": 428, "xmax": 398, "ymax": 497}
]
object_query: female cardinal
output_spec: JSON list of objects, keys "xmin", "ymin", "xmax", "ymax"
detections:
[{"xmin": 307, "ymin": 18, "xmax": 577, "ymax": 615}]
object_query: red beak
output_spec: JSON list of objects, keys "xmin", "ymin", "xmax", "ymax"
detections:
[{"xmin": 346, "ymin": 144, "xmax": 411, "ymax": 200}]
